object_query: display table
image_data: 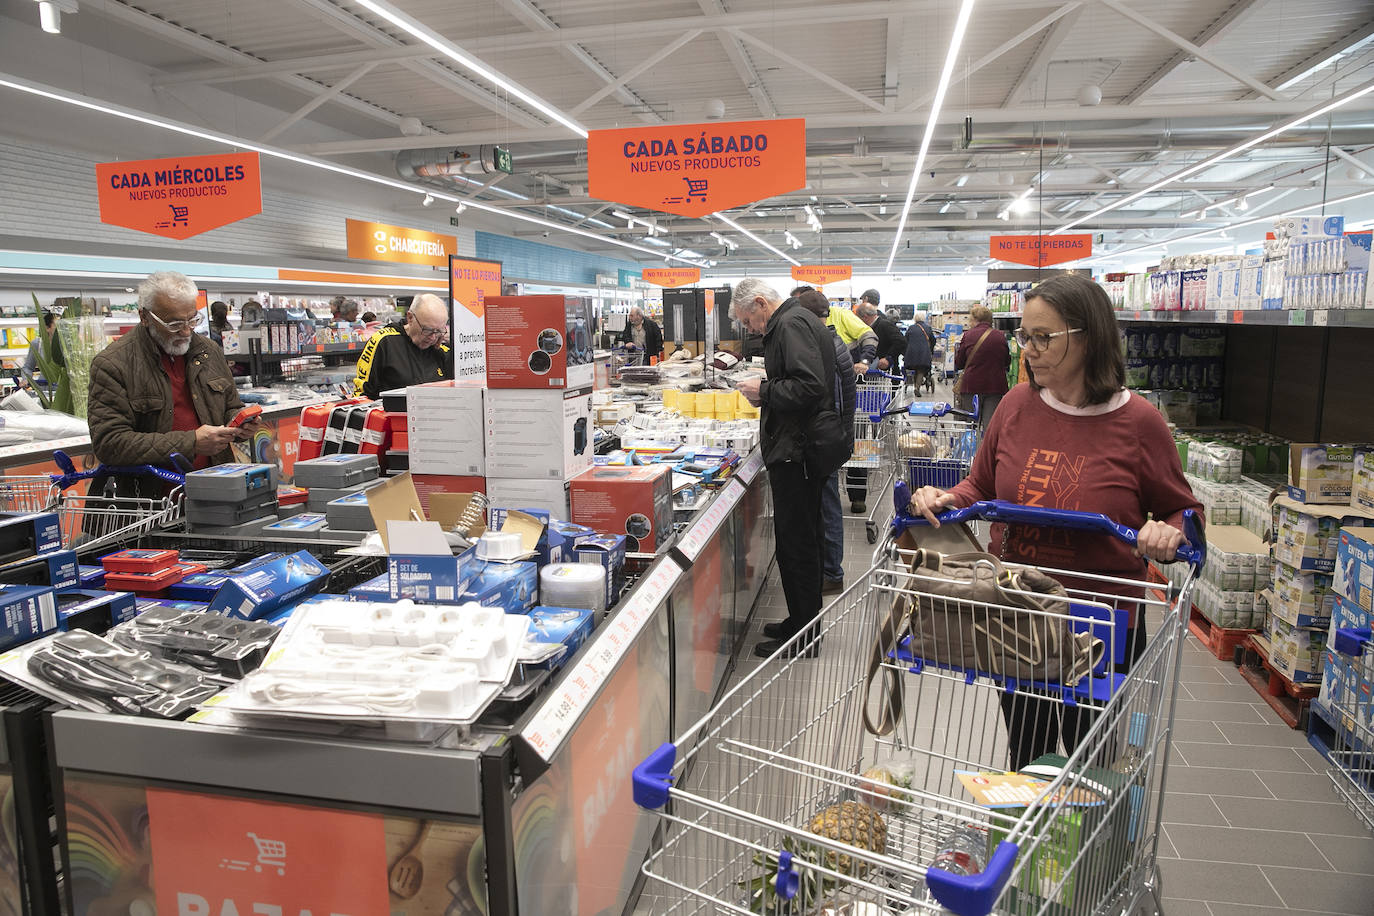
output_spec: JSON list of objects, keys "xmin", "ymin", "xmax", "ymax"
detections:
[{"xmin": 44, "ymin": 450, "xmax": 775, "ymax": 914}]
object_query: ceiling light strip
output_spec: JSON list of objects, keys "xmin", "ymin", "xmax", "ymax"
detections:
[
  {"xmin": 1055, "ymin": 77, "xmax": 1374, "ymax": 234},
  {"xmin": 886, "ymin": 0, "xmax": 978, "ymax": 271},
  {"xmin": 346, "ymin": 0, "xmax": 588, "ymax": 138},
  {"xmin": 713, "ymin": 212, "xmax": 800, "ymax": 266},
  {"xmin": 0, "ymin": 73, "xmax": 704, "ymax": 267}
]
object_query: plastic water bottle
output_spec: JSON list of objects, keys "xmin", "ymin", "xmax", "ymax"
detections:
[{"xmin": 929, "ymin": 824, "xmax": 988, "ymax": 876}]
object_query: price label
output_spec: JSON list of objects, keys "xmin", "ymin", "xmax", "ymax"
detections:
[
  {"xmin": 1288, "ymin": 309, "xmax": 1308, "ymax": 326},
  {"xmin": 520, "ymin": 556, "xmax": 683, "ymax": 761},
  {"xmin": 1214, "ymin": 310, "xmax": 1227, "ymax": 324},
  {"xmin": 736, "ymin": 451, "xmax": 765, "ymax": 485},
  {"xmin": 1231, "ymin": 310, "xmax": 1245, "ymax": 324},
  {"xmin": 675, "ymin": 479, "xmax": 745, "ymax": 562},
  {"xmin": 1312, "ymin": 310, "xmax": 1329, "ymax": 327}
]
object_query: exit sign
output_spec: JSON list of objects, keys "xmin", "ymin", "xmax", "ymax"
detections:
[
  {"xmin": 493, "ymin": 146, "xmax": 513, "ymax": 174},
  {"xmin": 449, "ymin": 216, "xmax": 461, "ymax": 226}
]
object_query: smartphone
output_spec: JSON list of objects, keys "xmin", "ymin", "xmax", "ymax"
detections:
[{"xmin": 227, "ymin": 405, "xmax": 263, "ymax": 428}]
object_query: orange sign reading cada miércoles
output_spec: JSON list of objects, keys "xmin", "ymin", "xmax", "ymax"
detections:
[
  {"xmin": 588, "ymin": 118, "xmax": 806, "ymax": 218},
  {"xmin": 791, "ymin": 265, "xmax": 853, "ymax": 285},
  {"xmin": 642, "ymin": 268, "xmax": 702, "ymax": 287},
  {"xmin": 96, "ymin": 152, "xmax": 262, "ymax": 240},
  {"xmin": 989, "ymin": 234, "xmax": 1093, "ymax": 268},
  {"xmin": 346, "ymin": 219, "xmax": 457, "ymax": 269}
]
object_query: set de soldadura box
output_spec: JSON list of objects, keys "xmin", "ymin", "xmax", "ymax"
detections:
[{"xmin": 388, "ymin": 547, "xmax": 478, "ymax": 603}]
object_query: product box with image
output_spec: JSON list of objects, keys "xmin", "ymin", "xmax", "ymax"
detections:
[
  {"xmin": 484, "ymin": 295, "xmax": 596, "ymax": 390},
  {"xmin": 1266, "ymin": 614, "xmax": 1327, "ymax": 683},
  {"xmin": 1330, "ymin": 594, "xmax": 1371, "ymax": 641},
  {"xmin": 484, "ymin": 388, "xmax": 593, "ymax": 481},
  {"xmin": 183, "ymin": 463, "xmax": 277, "ymax": 504},
  {"xmin": 406, "ymin": 381, "xmax": 486, "ymax": 475},
  {"xmin": 56, "ymin": 588, "xmax": 139, "ymax": 634},
  {"xmin": 1288, "ymin": 444, "xmax": 1357, "ymax": 505},
  {"xmin": 168, "ymin": 572, "xmax": 233, "ymax": 603},
  {"xmin": 1271, "ymin": 496, "xmax": 1374, "ymax": 573},
  {"xmin": 347, "ymin": 571, "xmax": 392, "ymax": 602},
  {"xmin": 0, "ymin": 510, "xmax": 62, "ymax": 561},
  {"xmin": 462, "ymin": 559, "xmax": 539, "ymax": 613},
  {"xmin": 388, "ymin": 546, "xmax": 478, "ymax": 603},
  {"xmin": 568, "ymin": 464, "xmax": 674, "ymax": 553},
  {"xmin": 527, "ymin": 605, "xmax": 595, "ymax": 670},
  {"xmin": 0, "ymin": 584, "xmax": 57, "ymax": 651},
  {"xmin": 4, "ymin": 548, "xmax": 79, "ymax": 591},
  {"xmin": 1334, "ymin": 526, "xmax": 1374, "ymax": 610},
  {"xmin": 206, "ymin": 550, "xmax": 330, "ymax": 621},
  {"xmin": 1269, "ymin": 561, "xmax": 1335, "ymax": 629},
  {"xmin": 575, "ymin": 534, "xmax": 627, "ymax": 609},
  {"xmin": 1352, "ymin": 449, "xmax": 1374, "ymax": 512}
]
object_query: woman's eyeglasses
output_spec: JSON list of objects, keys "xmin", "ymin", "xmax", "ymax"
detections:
[{"xmin": 1014, "ymin": 327, "xmax": 1081, "ymax": 351}]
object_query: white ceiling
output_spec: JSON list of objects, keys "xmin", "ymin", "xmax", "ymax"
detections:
[{"xmin": 3, "ymin": 0, "xmax": 1374, "ymax": 272}]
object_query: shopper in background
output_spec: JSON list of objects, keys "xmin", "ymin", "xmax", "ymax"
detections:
[
  {"xmin": 88, "ymin": 271, "xmax": 255, "ymax": 486},
  {"xmin": 618, "ymin": 305, "xmax": 663, "ymax": 363},
  {"xmin": 22, "ymin": 310, "xmax": 56, "ymax": 379},
  {"xmin": 856, "ymin": 295, "xmax": 905, "ymax": 374},
  {"xmin": 733, "ymin": 279, "xmax": 831, "ymax": 658},
  {"xmin": 954, "ymin": 305, "xmax": 1010, "ymax": 429},
  {"xmin": 352, "ymin": 293, "xmax": 454, "ymax": 400},
  {"xmin": 795, "ymin": 288, "xmax": 856, "ymax": 596},
  {"xmin": 904, "ymin": 312, "xmax": 935, "ymax": 392},
  {"xmin": 207, "ymin": 301, "xmax": 232, "ymax": 346},
  {"xmin": 908, "ymin": 274, "xmax": 1202, "ymax": 770}
]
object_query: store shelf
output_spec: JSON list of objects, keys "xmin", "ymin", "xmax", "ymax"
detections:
[
  {"xmin": 994, "ymin": 308, "xmax": 1374, "ymax": 327},
  {"xmin": 0, "ymin": 348, "xmax": 29, "ymax": 360},
  {"xmin": 226, "ymin": 341, "xmax": 366, "ymax": 361},
  {"xmin": 0, "ymin": 317, "xmax": 38, "ymax": 327}
]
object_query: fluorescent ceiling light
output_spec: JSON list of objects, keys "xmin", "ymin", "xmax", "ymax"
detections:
[
  {"xmin": 938, "ymin": 202, "xmax": 952, "ymax": 214},
  {"xmin": 1055, "ymin": 77, "xmax": 1374, "ymax": 234},
  {"xmin": 714, "ymin": 212, "xmax": 800, "ymax": 265},
  {"xmin": 0, "ymin": 72, "xmax": 704, "ymax": 267},
  {"xmin": 956, "ymin": 174, "xmax": 970, "ymax": 187},
  {"xmin": 346, "ymin": 0, "xmax": 587, "ymax": 138},
  {"xmin": 37, "ymin": 1, "xmax": 61, "ymax": 34},
  {"xmin": 887, "ymin": 0, "xmax": 978, "ymax": 271}
]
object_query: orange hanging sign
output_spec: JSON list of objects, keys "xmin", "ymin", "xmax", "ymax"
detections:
[
  {"xmin": 346, "ymin": 219, "xmax": 457, "ymax": 269},
  {"xmin": 791, "ymin": 264, "xmax": 853, "ymax": 285},
  {"xmin": 990, "ymin": 234, "xmax": 1093, "ymax": 268},
  {"xmin": 145, "ymin": 787, "xmax": 389, "ymax": 915},
  {"xmin": 95, "ymin": 152, "xmax": 262, "ymax": 240},
  {"xmin": 587, "ymin": 118, "xmax": 807, "ymax": 218},
  {"xmin": 642, "ymin": 267, "xmax": 702, "ymax": 287}
]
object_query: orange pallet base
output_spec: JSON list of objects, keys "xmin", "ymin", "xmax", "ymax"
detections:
[
  {"xmin": 1187, "ymin": 606, "xmax": 1257, "ymax": 662},
  {"xmin": 1237, "ymin": 634, "xmax": 1319, "ymax": 730}
]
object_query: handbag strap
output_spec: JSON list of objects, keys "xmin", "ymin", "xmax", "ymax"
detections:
[
  {"xmin": 965, "ymin": 325, "xmax": 992, "ymax": 363},
  {"xmin": 862, "ymin": 546, "xmax": 943, "ymax": 736}
]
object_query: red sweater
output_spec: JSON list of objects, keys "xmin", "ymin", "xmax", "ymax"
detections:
[{"xmin": 948, "ymin": 385, "xmax": 1202, "ymax": 586}]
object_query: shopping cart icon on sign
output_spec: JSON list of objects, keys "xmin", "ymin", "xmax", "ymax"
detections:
[
  {"xmin": 246, "ymin": 832, "xmax": 287, "ymax": 876},
  {"xmin": 684, "ymin": 177, "xmax": 708, "ymax": 202},
  {"xmin": 154, "ymin": 204, "xmax": 190, "ymax": 229}
]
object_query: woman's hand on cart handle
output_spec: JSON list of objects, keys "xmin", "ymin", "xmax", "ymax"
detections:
[
  {"xmin": 1134, "ymin": 520, "xmax": 1185, "ymax": 563},
  {"xmin": 908, "ymin": 485, "xmax": 959, "ymax": 527}
]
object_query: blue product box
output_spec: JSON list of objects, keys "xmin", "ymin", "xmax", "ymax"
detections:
[
  {"xmin": 576, "ymin": 534, "xmax": 626, "ymax": 609},
  {"xmin": 78, "ymin": 565, "xmax": 107, "ymax": 588},
  {"xmin": 168, "ymin": 572, "xmax": 233, "ymax": 603},
  {"xmin": 5, "ymin": 548, "xmax": 79, "ymax": 590},
  {"xmin": 488, "ymin": 506, "xmax": 550, "ymax": 532},
  {"xmin": 462, "ymin": 560, "xmax": 539, "ymax": 613},
  {"xmin": 0, "ymin": 510, "xmax": 62, "ymax": 558},
  {"xmin": 228, "ymin": 552, "xmax": 286, "ymax": 575},
  {"xmin": 135, "ymin": 598, "xmax": 210, "ymax": 615},
  {"xmin": 388, "ymin": 546, "xmax": 478, "ymax": 603},
  {"xmin": 527, "ymin": 605, "xmax": 595, "ymax": 670},
  {"xmin": 1331, "ymin": 594, "xmax": 1372, "ymax": 636},
  {"xmin": 207, "ymin": 550, "xmax": 330, "ymax": 621},
  {"xmin": 56, "ymin": 589, "xmax": 139, "ymax": 634},
  {"xmin": 347, "ymin": 571, "xmax": 392, "ymax": 601},
  {"xmin": 1335, "ymin": 527, "xmax": 1374, "ymax": 612},
  {"xmin": 544, "ymin": 519, "xmax": 595, "ymax": 566},
  {"xmin": 0, "ymin": 584, "xmax": 58, "ymax": 651}
]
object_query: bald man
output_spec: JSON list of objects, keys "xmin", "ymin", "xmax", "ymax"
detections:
[{"xmin": 352, "ymin": 293, "xmax": 454, "ymax": 398}]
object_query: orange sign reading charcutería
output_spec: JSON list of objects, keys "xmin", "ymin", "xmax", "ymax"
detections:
[
  {"xmin": 346, "ymin": 218, "xmax": 457, "ymax": 269},
  {"xmin": 642, "ymin": 268, "xmax": 702, "ymax": 287},
  {"xmin": 791, "ymin": 264, "xmax": 853, "ymax": 285},
  {"xmin": 990, "ymin": 234, "xmax": 1093, "ymax": 268},
  {"xmin": 95, "ymin": 152, "xmax": 262, "ymax": 240},
  {"xmin": 588, "ymin": 118, "xmax": 806, "ymax": 218}
]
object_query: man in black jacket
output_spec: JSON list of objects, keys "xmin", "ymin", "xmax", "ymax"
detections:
[
  {"xmin": 352, "ymin": 293, "xmax": 454, "ymax": 399},
  {"xmin": 857, "ymin": 295, "xmax": 905, "ymax": 373},
  {"xmin": 617, "ymin": 306, "xmax": 663, "ymax": 362},
  {"xmin": 733, "ymin": 278, "xmax": 831, "ymax": 658}
]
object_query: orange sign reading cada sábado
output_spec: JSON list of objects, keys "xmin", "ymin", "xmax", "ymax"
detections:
[
  {"xmin": 642, "ymin": 268, "xmax": 702, "ymax": 287},
  {"xmin": 791, "ymin": 265, "xmax": 853, "ymax": 285},
  {"xmin": 588, "ymin": 118, "xmax": 806, "ymax": 218},
  {"xmin": 96, "ymin": 152, "xmax": 262, "ymax": 240},
  {"xmin": 346, "ymin": 219, "xmax": 458, "ymax": 269},
  {"xmin": 989, "ymin": 234, "xmax": 1093, "ymax": 268}
]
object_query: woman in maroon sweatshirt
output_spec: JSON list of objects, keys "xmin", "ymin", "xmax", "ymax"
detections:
[
  {"xmin": 909, "ymin": 274, "xmax": 1202, "ymax": 769},
  {"xmin": 954, "ymin": 304, "xmax": 1010, "ymax": 428}
]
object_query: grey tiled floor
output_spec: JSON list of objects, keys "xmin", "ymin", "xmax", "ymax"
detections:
[{"xmin": 636, "ymin": 510, "xmax": 1373, "ymax": 915}]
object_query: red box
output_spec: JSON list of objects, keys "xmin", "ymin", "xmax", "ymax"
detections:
[
  {"xmin": 484, "ymin": 295, "xmax": 596, "ymax": 391},
  {"xmin": 568, "ymin": 465, "xmax": 674, "ymax": 553},
  {"xmin": 392, "ymin": 429, "xmax": 410, "ymax": 451},
  {"xmin": 103, "ymin": 566, "xmax": 186, "ymax": 593},
  {"xmin": 381, "ymin": 411, "xmax": 407, "ymax": 432},
  {"xmin": 100, "ymin": 548, "xmax": 180, "ymax": 574},
  {"xmin": 410, "ymin": 474, "xmax": 487, "ymax": 517}
]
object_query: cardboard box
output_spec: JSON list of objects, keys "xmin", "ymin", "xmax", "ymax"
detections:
[
  {"xmin": 462, "ymin": 560, "xmax": 539, "ymax": 613},
  {"xmin": 527, "ymin": 605, "xmax": 595, "ymax": 670},
  {"xmin": 1329, "ymin": 594, "xmax": 1371, "ymax": 642},
  {"xmin": 1352, "ymin": 449, "xmax": 1374, "ymax": 512},
  {"xmin": 1271, "ymin": 496, "xmax": 1374, "ymax": 573},
  {"xmin": 168, "ymin": 572, "xmax": 234, "ymax": 603},
  {"xmin": 406, "ymin": 381, "xmax": 486, "ymax": 475},
  {"xmin": 484, "ymin": 295, "xmax": 596, "ymax": 390},
  {"xmin": 0, "ymin": 511, "xmax": 62, "ymax": 561},
  {"xmin": 387, "ymin": 539, "xmax": 478, "ymax": 603},
  {"xmin": 486, "ymin": 477, "xmax": 571, "ymax": 520},
  {"xmin": 0, "ymin": 584, "xmax": 57, "ymax": 651},
  {"xmin": 4, "ymin": 548, "xmax": 79, "ymax": 591},
  {"xmin": 1269, "ymin": 562, "xmax": 1334, "ymax": 629},
  {"xmin": 410, "ymin": 474, "xmax": 486, "ymax": 519},
  {"xmin": 206, "ymin": 551, "xmax": 330, "ymax": 621},
  {"xmin": 568, "ymin": 464, "xmax": 674, "ymax": 553},
  {"xmin": 1288, "ymin": 444, "xmax": 1356, "ymax": 505},
  {"xmin": 484, "ymin": 389, "xmax": 593, "ymax": 481},
  {"xmin": 56, "ymin": 589, "xmax": 138, "ymax": 634},
  {"xmin": 576, "ymin": 534, "xmax": 627, "ymax": 609},
  {"xmin": 1335, "ymin": 526, "xmax": 1374, "ymax": 611},
  {"xmin": 1267, "ymin": 615, "xmax": 1326, "ymax": 683},
  {"xmin": 347, "ymin": 572, "xmax": 392, "ymax": 602}
]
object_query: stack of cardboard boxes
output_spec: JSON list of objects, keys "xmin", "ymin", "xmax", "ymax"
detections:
[{"xmin": 1320, "ymin": 525, "xmax": 1373, "ymax": 731}]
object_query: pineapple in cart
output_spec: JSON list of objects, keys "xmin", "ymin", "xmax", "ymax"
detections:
[{"xmin": 741, "ymin": 801, "xmax": 888, "ymax": 913}]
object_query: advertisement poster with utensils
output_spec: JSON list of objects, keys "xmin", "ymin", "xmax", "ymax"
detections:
[{"xmin": 449, "ymin": 256, "xmax": 504, "ymax": 383}]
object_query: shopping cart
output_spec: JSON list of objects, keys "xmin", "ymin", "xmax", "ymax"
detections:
[
  {"xmin": 1322, "ymin": 627, "xmax": 1373, "ymax": 832},
  {"xmin": 44, "ymin": 450, "xmax": 186, "ymax": 553},
  {"xmin": 849, "ymin": 370, "xmax": 908, "ymax": 543},
  {"xmin": 880, "ymin": 397, "xmax": 983, "ymax": 492},
  {"xmin": 633, "ymin": 491, "xmax": 1204, "ymax": 916}
]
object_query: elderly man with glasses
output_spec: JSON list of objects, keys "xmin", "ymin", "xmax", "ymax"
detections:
[
  {"xmin": 88, "ymin": 270, "xmax": 256, "ymax": 486},
  {"xmin": 352, "ymin": 293, "xmax": 454, "ymax": 399}
]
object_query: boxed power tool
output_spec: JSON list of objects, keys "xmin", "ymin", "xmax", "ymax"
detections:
[
  {"xmin": 102, "ymin": 566, "xmax": 187, "ymax": 595},
  {"xmin": 101, "ymin": 549, "xmax": 179, "ymax": 574},
  {"xmin": 462, "ymin": 559, "xmax": 538, "ymax": 613},
  {"xmin": 527, "ymin": 605, "xmax": 595, "ymax": 670},
  {"xmin": 484, "ymin": 294, "xmax": 596, "ymax": 390},
  {"xmin": 569, "ymin": 464, "xmax": 674, "ymax": 553},
  {"xmin": 575, "ymin": 534, "xmax": 627, "ymax": 609},
  {"xmin": 56, "ymin": 589, "xmax": 139, "ymax": 634},
  {"xmin": 292, "ymin": 453, "xmax": 380, "ymax": 489},
  {"xmin": 347, "ymin": 571, "xmax": 392, "ymax": 601},
  {"xmin": 0, "ymin": 510, "xmax": 62, "ymax": 562},
  {"xmin": 168, "ymin": 572, "xmax": 233, "ymax": 603},
  {"xmin": 484, "ymin": 388, "xmax": 593, "ymax": 481},
  {"xmin": 206, "ymin": 550, "xmax": 330, "ymax": 621},
  {"xmin": 0, "ymin": 584, "xmax": 58, "ymax": 651},
  {"xmin": 78, "ymin": 565, "xmax": 106, "ymax": 588},
  {"xmin": 183, "ymin": 463, "xmax": 277, "ymax": 503},
  {"xmin": 407, "ymin": 381, "xmax": 486, "ymax": 476}
]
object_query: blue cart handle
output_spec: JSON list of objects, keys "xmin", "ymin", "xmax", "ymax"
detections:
[
  {"xmin": 877, "ymin": 395, "xmax": 979, "ymax": 422},
  {"xmin": 891, "ymin": 482, "xmax": 1206, "ymax": 569},
  {"xmin": 862, "ymin": 368, "xmax": 905, "ymax": 383},
  {"xmin": 50, "ymin": 449, "xmax": 188, "ymax": 490}
]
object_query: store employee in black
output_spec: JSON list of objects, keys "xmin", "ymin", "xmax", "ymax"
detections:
[{"xmin": 352, "ymin": 293, "xmax": 453, "ymax": 399}]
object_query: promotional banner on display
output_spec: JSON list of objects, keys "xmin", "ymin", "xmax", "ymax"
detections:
[
  {"xmin": 587, "ymin": 118, "xmax": 806, "ymax": 218},
  {"xmin": 449, "ymin": 255, "xmax": 503, "ymax": 381},
  {"xmin": 641, "ymin": 267, "xmax": 701, "ymax": 287},
  {"xmin": 989, "ymin": 234, "xmax": 1093, "ymax": 268},
  {"xmin": 791, "ymin": 264, "xmax": 853, "ymax": 286},
  {"xmin": 95, "ymin": 152, "xmax": 261, "ymax": 240},
  {"xmin": 346, "ymin": 219, "xmax": 457, "ymax": 269}
]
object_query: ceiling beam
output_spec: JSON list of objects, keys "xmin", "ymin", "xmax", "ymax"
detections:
[
  {"xmin": 883, "ymin": 16, "xmax": 903, "ymax": 111},
  {"xmin": 571, "ymin": 30, "xmax": 701, "ymax": 116},
  {"xmin": 257, "ymin": 63, "xmax": 378, "ymax": 143},
  {"xmin": 1098, "ymin": 0, "xmax": 1283, "ymax": 100},
  {"xmin": 730, "ymin": 29, "xmax": 887, "ymax": 113},
  {"xmin": 696, "ymin": 0, "xmax": 776, "ymax": 118},
  {"xmin": 1251, "ymin": 19, "xmax": 1374, "ymax": 98},
  {"xmin": 1000, "ymin": 6, "xmax": 1086, "ymax": 107},
  {"xmin": 1121, "ymin": 0, "xmax": 1266, "ymax": 104}
]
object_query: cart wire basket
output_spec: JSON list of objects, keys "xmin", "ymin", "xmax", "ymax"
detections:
[
  {"xmin": 1323, "ymin": 627, "xmax": 1374, "ymax": 833},
  {"xmin": 849, "ymin": 370, "xmax": 909, "ymax": 544},
  {"xmin": 892, "ymin": 398, "xmax": 983, "ymax": 491},
  {"xmin": 633, "ymin": 492, "xmax": 1204, "ymax": 916}
]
